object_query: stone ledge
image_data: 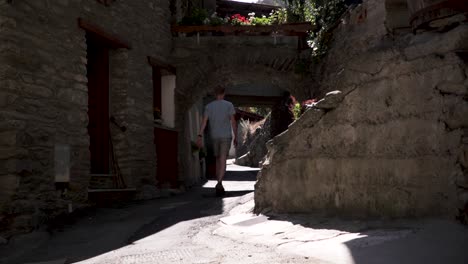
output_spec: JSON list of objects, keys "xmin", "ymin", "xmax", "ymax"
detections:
[
  {"xmin": 437, "ymin": 82, "xmax": 468, "ymax": 95},
  {"xmin": 87, "ymin": 188, "xmax": 137, "ymax": 192},
  {"xmin": 171, "ymin": 22, "xmax": 314, "ymax": 36},
  {"xmin": 314, "ymin": 90, "xmax": 344, "ymax": 110},
  {"xmin": 404, "ymin": 24, "xmax": 468, "ymax": 61},
  {"xmin": 173, "ymin": 35, "xmax": 299, "ymax": 48}
]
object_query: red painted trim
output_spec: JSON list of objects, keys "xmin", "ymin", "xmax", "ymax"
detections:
[
  {"xmin": 147, "ymin": 56, "xmax": 176, "ymax": 75},
  {"xmin": 78, "ymin": 18, "xmax": 131, "ymax": 49}
]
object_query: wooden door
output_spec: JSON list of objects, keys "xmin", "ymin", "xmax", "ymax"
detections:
[
  {"xmin": 154, "ymin": 127, "xmax": 178, "ymax": 188},
  {"xmin": 87, "ymin": 35, "xmax": 110, "ymax": 174}
]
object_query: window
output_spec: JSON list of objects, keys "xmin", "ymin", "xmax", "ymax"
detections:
[{"xmin": 148, "ymin": 56, "xmax": 176, "ymax": 127}]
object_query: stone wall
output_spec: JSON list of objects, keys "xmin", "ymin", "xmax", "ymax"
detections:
[
  {"xmin": 0, "ymin": 0, "xmax": 171, "ymax": 236},
  {"xmin": 255, "ymin": 0, "xmax": 468, "ymax": 218}
]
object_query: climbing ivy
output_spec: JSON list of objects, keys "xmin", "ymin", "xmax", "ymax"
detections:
[
  {"xmin": 284, "ymin": 0, "xmax": 347, "ymax": 61},
  {"xmin": 308, "ymin": 0, "xmax": 346, "ymax": 59},
  {"xmin": 284, "ymin": 0, "xmax": 307, "ymax": 22}
]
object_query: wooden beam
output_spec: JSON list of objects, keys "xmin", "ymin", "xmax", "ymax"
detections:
[
  {"xmin": 78, "ymin": 18, "xmax": 131, "ymax": 49},
  {"xmin": 147, "ymin": 56, "xmax": 176, "ymax": 75},
  {"xmin": 225, "ymin": 95, "xmax": 281, "ymax": 107},
  {"xmin": 171, "ymin": 22, "xmax": 314, "ymax": 35},
  {"xmin": 216, "ymin": 0, "xmax": 279, "ymax": 17},
  {"xmin": 235, "ymin": 108, "xmax": 265, "ymax": 122}
]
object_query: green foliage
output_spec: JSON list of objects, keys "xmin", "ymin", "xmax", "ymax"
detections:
[
  {"xmin": 284, "ymin": 0, "xmax": 306, "ymax": 22},
  {"xmin": 239, "ymin": 106, "xmax": 271, "ymax": 117},
  {"xmin": 302, "ymin": 0, "xmax": 317, "ymax": 22},
  {"xmin": 282, "ymin": 0, "xmax": 346, "ymax": 61},
  {"xmin": 180, "ymin": 7, "xmax": 209, "ymax": 25},
  {"xmin": 250, "ymin": 15, "xmax": 272, "ymax": 26},
  {"xmin": 293, "ymin": 102, "xmax": 302, "ymax": 119},
  {"xmin": 178, "ymin": 6, "xmax": 291, "ymax": 27},
  {"xmin": 307, "ymin": 0, "xmax": 346, "ymax": 58},
  {"xmin": 209, "ymin": 12, "xmax": 226, "ymax": 26},
  {"xmin": 269, "ymin": 8, "xmax": 288, "ymax": 25}
]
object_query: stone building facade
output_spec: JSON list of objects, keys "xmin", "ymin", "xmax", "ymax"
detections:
[
  {"xmin": 0, "ymin": 0, "xmax": 308, "ymax": 236},
  {"xmin": 255, "ymin": 0, "xmax": 468, "ymax": 218},
  {"xmin": 4, "ymin": 0, "xmax": 464, "ymax": 238},
  {"xmin": 0, "ymin": 0, "xmax": 172, "ymax": 235}
]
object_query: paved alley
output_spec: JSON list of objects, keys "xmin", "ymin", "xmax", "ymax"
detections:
[
  {"xmin": 1, "ymin": 164, "xmax": 307, "ymax": 264},
  {"xmin": 1, "ymin": 163, "xmax": 468, "ymax": 264}
]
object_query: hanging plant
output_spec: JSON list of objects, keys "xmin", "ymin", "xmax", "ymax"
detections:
[{"xmin": 283, "ymin": 0, "xmax": 347, "ymax": 61}]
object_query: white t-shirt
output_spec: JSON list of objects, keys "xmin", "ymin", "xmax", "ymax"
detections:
[{"xmin": 204, "ymin": 100, "xmax": 235, "ymax": 139}]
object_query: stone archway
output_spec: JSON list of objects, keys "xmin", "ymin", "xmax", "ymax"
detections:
[
  {"xmin": 173, "ymin": 38, "xmax": 310, "ymax": 110},
  {"xmin": 171, "ymin": 36, "xmax": 312, "ymax": 185}
]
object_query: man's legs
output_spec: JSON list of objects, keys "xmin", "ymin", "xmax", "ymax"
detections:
[
  {"xmin": 214, "ymin": 138, "xmax": 230, "ymax": 196},
  {"xmin": 215, "ymin": 155, "xmax": 226, "ymax": 196},
  {"xmin": 216, "ymin": 153, "xmax": 227, "ymax": 183}
]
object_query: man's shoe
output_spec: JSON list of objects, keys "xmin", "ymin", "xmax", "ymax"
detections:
[{"xmin": 215, "ymin": 183, "xmax": 225, "ymax": 197}]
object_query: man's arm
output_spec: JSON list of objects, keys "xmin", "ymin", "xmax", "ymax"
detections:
[
  {"xmin": 196, "ymin": 115, "xmax": 208, "ymax": 148},
  {"xmin": 231, "ymin": 115, "xmax": 238, "ymax": 147}
]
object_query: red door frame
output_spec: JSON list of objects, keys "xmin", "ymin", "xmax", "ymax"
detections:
[
  {"xmin": 87, "ymin": 33, "xmax": 110, "ymax": 174},
  {"xmin": 80, "ymin": 18, "xmax": 130, "ymax": 175}
]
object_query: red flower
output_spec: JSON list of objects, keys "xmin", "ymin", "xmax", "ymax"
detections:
[{"xmin": 230, "ymin": 13, "xmax": 249, "ymax": 25}]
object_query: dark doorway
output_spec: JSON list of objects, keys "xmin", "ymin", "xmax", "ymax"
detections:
[
  {"xmin": 154, "ymin": 127, "xmax": 178, "ymax": 188},
  {"xmin": 86, "ymin": 33, "xmax": 110, "ymax": 174}
]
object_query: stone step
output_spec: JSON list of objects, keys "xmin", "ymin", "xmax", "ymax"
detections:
[
  {"xmin": 89, "ymin": 173, "xmax": 115, "ymax": 177},
  {"xmin": 88, "ymin": 188, "xmax": 137, "ymax": 206},
  {"xmin": 88, "ymin": 174, "xmax": 117, "ymax": 189}
]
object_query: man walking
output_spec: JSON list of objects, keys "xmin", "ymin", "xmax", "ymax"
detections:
[{"xmin": 197, "ymin": 86, "xmax": 237, "ymax": 196}]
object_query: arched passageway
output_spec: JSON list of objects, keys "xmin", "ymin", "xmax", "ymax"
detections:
[{"xmin": 171, "ymin": 35, "xmax": 312, "ymax": 186}]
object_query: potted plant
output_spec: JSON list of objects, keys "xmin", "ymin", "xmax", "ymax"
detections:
[{"xmin": 154, "ymin": 107, "xmax": 162, "ymax": 124}]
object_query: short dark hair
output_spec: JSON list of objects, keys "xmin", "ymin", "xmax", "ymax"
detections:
[{"xmin": 214, "ymin": 86, "xmax": 225, "ymax": 95}]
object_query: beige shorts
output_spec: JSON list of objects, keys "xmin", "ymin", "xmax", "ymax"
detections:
[{"xmin": 213, "ymin": 138, "xmax": 231, "ymax": 157}]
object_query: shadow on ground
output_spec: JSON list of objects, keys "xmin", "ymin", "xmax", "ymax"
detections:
[
  {"xmin": 219, "ymin": 170, "xmax": 259, "ymax": 181},
  {"xmin": 343, "ymin": 219, "xmax": 468, "ymax": 264},
  {"xmin": 1, "ymin": 167, "xmax": 257, "ymax": 264},
  {"xmin": 266, "ymin": 213, "xmax": 468, "ymax": 264}
]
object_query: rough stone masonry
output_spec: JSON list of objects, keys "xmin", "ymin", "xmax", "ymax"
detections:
[
  {"xmin": 255, "ymin": 0, "xmax": 468, "ymax": 218},
  {"xmin": 0, "ymin": 0, "xmax": 172, "ymax": 236}
]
